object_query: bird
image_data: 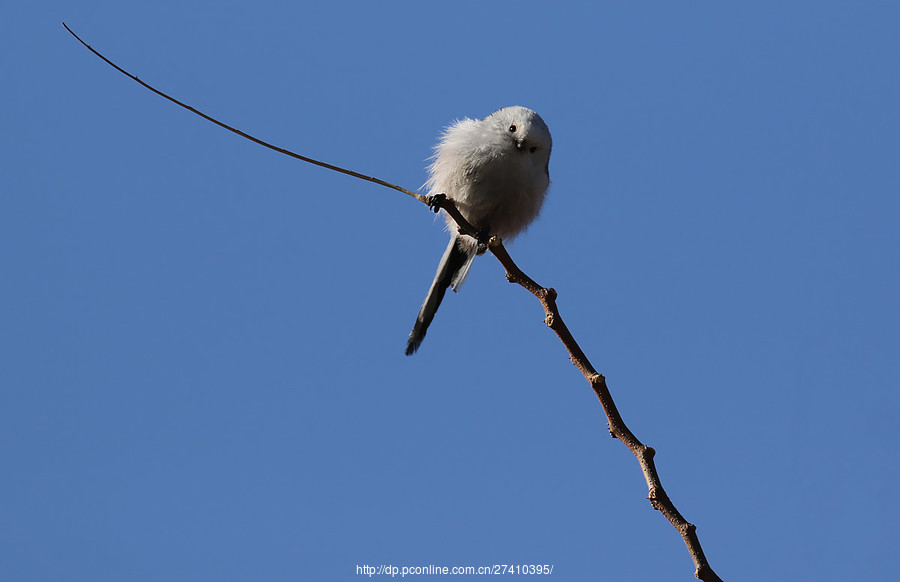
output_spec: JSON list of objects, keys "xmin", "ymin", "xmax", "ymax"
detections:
[{"xmin": 406, "ymin": 106, "xmax": 552, "ymax": 355}]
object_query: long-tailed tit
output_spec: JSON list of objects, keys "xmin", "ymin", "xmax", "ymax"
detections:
[{"xmin": 406, "ymin": 106, "xmax": 552, "ymax": 355}]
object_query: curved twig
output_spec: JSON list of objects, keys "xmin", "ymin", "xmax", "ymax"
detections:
[
  {"xmin": 62, "ymin": 23, "xmax": 724, "ymax": 580},
  {"xmin": 61, "ymin": 22, "xmax": 427, "ymax": 205}
]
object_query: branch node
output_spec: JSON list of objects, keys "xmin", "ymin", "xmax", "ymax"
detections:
[
  {"xmin": 544, "ymin": 313, "xmax": 555, "ymax": 327},
  {"xmin": 695, "ymin": 564, "xmax": 720, "ymax": 582}
]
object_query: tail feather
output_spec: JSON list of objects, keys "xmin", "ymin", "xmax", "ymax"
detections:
[
  {"xmin": 406, "ymin": 237, "xmax": 473, "ymax": 355},
  {"xmin": 450, "ymin": 247, "xmax": 476, "ymax": 291}
]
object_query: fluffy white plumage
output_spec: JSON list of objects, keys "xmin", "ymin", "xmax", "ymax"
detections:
[{"xmin": 406, "ymin": 106, "xmax": 552, "ymax": 355}]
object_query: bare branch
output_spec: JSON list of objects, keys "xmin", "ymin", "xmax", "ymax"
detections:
[
  {"xmin": 61, "ymin": 22, "xmax": 426, "ymax": 205},
  {"xmin": 63, "ymin": 23, "xmax": 724, "ymax": 580},
  {"xmin": 488, "ymin": 237, "xmax": 723, "ymax": 582}
]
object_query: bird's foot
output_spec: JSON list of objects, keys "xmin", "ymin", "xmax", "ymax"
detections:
[
  {"xmin": 474, "ymin": 227, "xmax": 491, "ymax": 250},
  {"xmin": 428, "ymin": 193, "xmax": 446, "ymax": 213}
]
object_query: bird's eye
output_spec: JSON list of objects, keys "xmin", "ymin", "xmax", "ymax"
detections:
[
  {"xmin": 529, "ymin": 146, "xmax": 537, "ymax": 153},
  {"xmin": 508, "ymin": 124, "xmax": 518, "ymax": 132}
]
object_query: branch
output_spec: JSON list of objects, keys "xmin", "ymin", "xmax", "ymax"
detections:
[
  {"xmin": 63, "ymin": 23, "xmax": 723, "ymax": 580},
  {"xmin": 488, "ymin": 238, "xmax": 723, "ymax": 582},
  {"xmin": 61, "ymin": 22, "xmax": 427, "ymax": 205}
]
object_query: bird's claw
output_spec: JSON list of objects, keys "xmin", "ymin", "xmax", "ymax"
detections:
[
  {"xmin": 475, "ymin": 227, "xmax": 491, "ymax": 247},
  {"xmin": 428, "ymin": 193, "xmax": 447, "ymax": 213}
]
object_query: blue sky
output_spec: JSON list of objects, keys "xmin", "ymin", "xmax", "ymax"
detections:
[{"xmin": 3, "ymin": 2, "xmax": 899, "ymax": 580}]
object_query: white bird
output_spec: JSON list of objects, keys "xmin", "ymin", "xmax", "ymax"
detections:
[{"xmin": 406, "ymin": 106, "xmax": 552, "ymax": 355}]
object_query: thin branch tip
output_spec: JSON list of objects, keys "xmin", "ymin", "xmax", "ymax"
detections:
[{"xmin": 62, "ymin": 23, "xmax": 421, "ymax": 201}]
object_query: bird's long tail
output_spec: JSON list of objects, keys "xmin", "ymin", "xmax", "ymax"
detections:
[{"xmin": 406, "ymin": 236, "xmax": 475, "ymax": 355}]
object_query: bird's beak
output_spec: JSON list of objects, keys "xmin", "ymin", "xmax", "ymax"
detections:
[{"xmin": 515, "ymin": 139, "xmax": 525, "ymax": 150}]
